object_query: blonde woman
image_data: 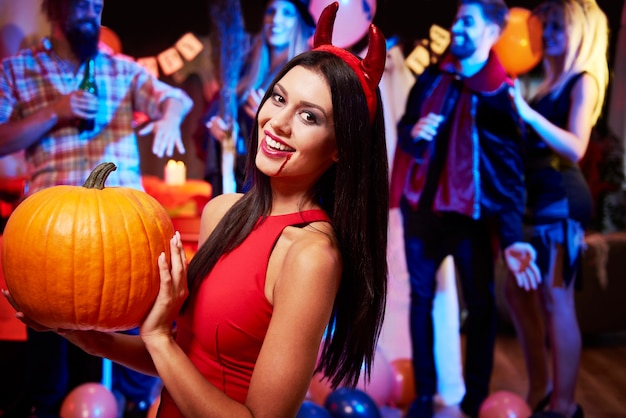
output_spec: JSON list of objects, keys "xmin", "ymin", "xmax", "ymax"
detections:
[{"xmin": 505, "ymin": 1, "xmax": 610, "ymax": 417}]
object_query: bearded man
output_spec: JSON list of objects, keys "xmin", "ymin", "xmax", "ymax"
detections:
[
  {"xmin": 0, "ymin": 1, "xmax": 193, "ymax": 415},
  {"xmin": 390, "ymin": 0, "xmax": 539, "ymax": 416}
]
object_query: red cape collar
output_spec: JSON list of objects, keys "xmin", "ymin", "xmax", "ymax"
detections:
[{"xmin": 438, "ymin": 50, "xmax": 511, "ymax": 93}]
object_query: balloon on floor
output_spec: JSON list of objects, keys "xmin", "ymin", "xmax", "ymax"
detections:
[
  {"xmin": 298, "ymin": 400, "xmax": 333, "ymax": 417},
  {"xmin": 325, "ymin": 388, "xmax": 382, "ymax": 418},
  {"xmin": 308, "ymin": 372, "xmax": 335, "ymax": 406},
  {"xmin": 478, "ymin": 390, "xmax": 531, "ymax": 418},
  {"xmin": 388, "ymin": 358, "xmax": 416, "ymax": 409},
  {"xmin": 60, "ymin": 383, "xmax": 118, "ymax": 418}
]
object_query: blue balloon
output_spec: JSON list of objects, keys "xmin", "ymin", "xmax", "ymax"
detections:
[
  {"xmin": 297, "ymin": 400, "xmax": 332, "ymax": 417},
  {"xmin": 325, "ymin": 388, "xmax": 382, "ymax": 418}
]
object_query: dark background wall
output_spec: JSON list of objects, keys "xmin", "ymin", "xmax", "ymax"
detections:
[
  {"xmin": 102, "ymin": 0, "xmax": 624, "ymax": 64},
  {"xmin": 99, "ymin": 0, "xmax": 625, "ymax": 181}
]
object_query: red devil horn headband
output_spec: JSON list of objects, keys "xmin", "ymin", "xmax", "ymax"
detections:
[{"xmin": 313, "ymin": 1, "xmax": 386, "ymax": 122}]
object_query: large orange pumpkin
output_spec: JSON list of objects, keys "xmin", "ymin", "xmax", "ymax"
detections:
[{"xmin": 1, "ymin": 162, "xmax": 174, "ymax": 331}]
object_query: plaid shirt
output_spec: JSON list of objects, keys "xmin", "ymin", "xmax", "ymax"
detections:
[{"xmin": 0, "ymin": 38, "xmax": 192, "ymax": 195}]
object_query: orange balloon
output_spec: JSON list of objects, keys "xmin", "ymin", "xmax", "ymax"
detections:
[
  {"xmin": 493, "ymin": 8, "xmax": 542, "ymax": 77},
  {"xmin": 389, "ymin": 358, "xmax": 417, "ymax": 409},
  {"xmin": 99, "ymin": 26, "xmax": 122, "ymax": 54},
  {"xmin": 479, "ymin": 390, "xmax": 531, "ymax": 418}
]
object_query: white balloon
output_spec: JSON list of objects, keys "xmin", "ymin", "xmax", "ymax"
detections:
[{"xmin": 309, "ymin": 0, "xmax": 377, "ymax": 48}]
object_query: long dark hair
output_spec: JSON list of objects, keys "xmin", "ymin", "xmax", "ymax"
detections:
[{"xmin": 187, "ymin": 50, "xmax": 388, "ymax": 388}]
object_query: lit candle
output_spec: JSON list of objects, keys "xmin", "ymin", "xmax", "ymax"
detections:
[
  {"xmin": 164, "ymin": 160, "xmax": 186, "ymax": 185},
  {"xmin": 164, "ymin": 160, "xmax": 175, "ymax": 185},
  {"xmin": 176, "ymin": 160, "xmax": 186, "ymax": 185}
]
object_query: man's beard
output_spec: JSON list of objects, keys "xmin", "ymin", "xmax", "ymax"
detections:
[
  {"xmin": 64, "ymin": 20, "xmax": 100, "ymax": 62},
  {"xmin": 450, "ymin": 34, "xmax": 477, "ymax": 60}
]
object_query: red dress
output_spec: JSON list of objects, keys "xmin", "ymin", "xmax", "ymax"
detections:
[{"xmin": 157, "ymin": 210, "xmax": 331, "ymax": 417}]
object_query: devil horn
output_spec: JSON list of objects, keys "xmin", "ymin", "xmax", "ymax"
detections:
[
  {"xmin": 361, "ymin": 24, "xmax": 386, "ymax": 92},
  {"xmin": 313, "ymin": 1, "xmax": 339, "ymax": 48}
]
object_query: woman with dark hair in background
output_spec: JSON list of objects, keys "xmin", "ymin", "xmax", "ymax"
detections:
[{"xmin": 197, "ymin": 0, "xmax": 315, "ymax": 195}]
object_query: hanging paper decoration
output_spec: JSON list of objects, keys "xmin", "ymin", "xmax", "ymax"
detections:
[
  {"xmin": 157, "ymin": 47, "xmax": 185, "ymax": 76},
  {"xmin": 102, "ymin": 31, "xmax": 205, "ymax": 80},
  {"xmin": 405, "ymin": 24, "xmax": 450, "ymax": 75},
  {"xmin": 175, "ymin": 33, "xmax": 205, "ymax": 61}
]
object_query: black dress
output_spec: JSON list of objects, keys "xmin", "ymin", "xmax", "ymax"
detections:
[{"xmin": 525, "ymin": 72, "xmax": 592, "ymax": 284}]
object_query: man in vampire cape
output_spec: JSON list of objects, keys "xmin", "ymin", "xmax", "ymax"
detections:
[{"xmin": 390, "ymin": 0, "xmax": 540, "ymax": 416}]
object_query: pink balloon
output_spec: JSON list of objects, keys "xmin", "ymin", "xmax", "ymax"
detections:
[
  {"xmin": 309, "ymin": 0, "xmax": 377, "ymax": 48},
  {"xmin": 356, "ymin": 346, "xmax": 394, "ymax": 407},
  {"xmin": 307, "ymin": 372, "xmax": 334, "ymax": 406},
  {"xmin": 60, "ymin": 383, "xmax": 118, "ymax": 418},
  {"xmin": 478, "ymin": 391, "xmax": 531, "ymax": 418}
]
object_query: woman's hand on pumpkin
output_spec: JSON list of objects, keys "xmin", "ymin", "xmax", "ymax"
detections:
[
  {"xmin": 140, "ymin": 232, "xmax": 189, "ymax": 345},
  {"xmin": 2, "ymin": 289, "xmax": 104, "ymax": 357},
  {"xmin": 1, "ymin": 288, "xmax": 57, "ymax": 332}
]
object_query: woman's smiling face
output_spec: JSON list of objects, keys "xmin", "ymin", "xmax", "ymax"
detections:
[
  {"xmin": 256, "ymin": 65, "xmax": 337, "ymax": 182},
  {"xmin": 541, "ymin": 6, "xmax": 568, "ymax": 57},
  {"xmin": 264, "ymin": 0, "xmax": 300, "ymax": 49}
]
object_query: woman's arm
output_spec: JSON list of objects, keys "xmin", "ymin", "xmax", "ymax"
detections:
[
  {"xmin": 64, "ymin": 330, "xmax": 158, "ymax": 376},
  {"xmin": 510, "ymin": 74, "xmax": 598, "ymax": 162},
  {"xmin": 245, "ymin": 227, "xmax": 341, "ymax": 417},
  {"xmin": 139, "ymin": 234, "xmax": 249, "ymax": 416},
  {"xmin": 0, "ymin": 289, "xmax": 159, "ymax": 376},
  {"xmin": 141, "ymin": 224, "xmax": 341, "ymax": 417}
]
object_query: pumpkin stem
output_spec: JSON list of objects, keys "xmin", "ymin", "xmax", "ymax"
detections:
[{"xmin": 83, "ymin": 162, "xmax": 117, "ymax": 190}]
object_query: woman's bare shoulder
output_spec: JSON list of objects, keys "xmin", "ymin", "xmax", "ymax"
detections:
[
  {"xmin": 203, "ymin": 193, "xmax": 243, "ymax": 215},
  {"xmin": 283, "ymin": 221, "xmax": 340, "ymax": 272},
  {"xmin": 284, "ymin": 218, "xmax": 336, "ymax": 244},
  {"xmin": 198, "ymin": 193, "xmax": 244, "ymax": 245},
  {"xmin": 268, "ymin": 220, "xmax": 341, "ymax": 305}
]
